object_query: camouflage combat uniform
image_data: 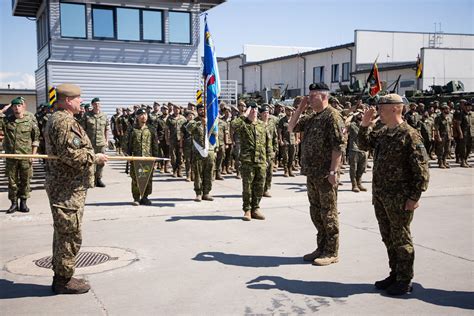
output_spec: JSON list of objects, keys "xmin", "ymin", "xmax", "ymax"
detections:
[
  {"xmin": 125, "ymin": 123, "xmax": 159, "ymax": 201},
  {"xmin": 2, "ymin": 112, "xmax": 40, "ymax": 201},
  {"xmin": 181, "ymin": 119, "xmax": 194, "ymax": 179},
  {"xmin": 347, "ymin": 120, "xmax": 367, "ymax": 188},
  {"xmin": 166, "ymin": 114, "xmax": 186, "ymax": 175},
  {"xmin": 233, "ymin": 116, "xmax": 272, "ymax": 212},
  {"xmin": 83, "ymin": 111, "xmax": 109, "ymax": 182},
  {"xmin": 215, "ymin": 117, "xmax": 230, "ymax": 178},
  {"xmin": 434, "ymin": 113, "xmax": 453, "ymax": 166},
  {"xmin": 453, "ymin": 109, "xmax": 473, "ymax": 164},
  {"xmin": 278, "ymin": 115, "xmax": 297, "ymax": 176},
  {"xmin": 44, "ymin": 109, "xmax": 97, "ymax": 279},
  {"xmin": 293, "ymin": 106, "xmax": 345, "ymax": 258},
  {"xmin": 264, "ymin": 117, "xmax": 278, "ymax": 193},
  {"xmin": 186, "ymin": 118, "xmax": 217, "ymax": 196},
  {"xmin": 358, "ymin": 121, "xmax": 429, "ymax": 283},
  {"xmin": 156, "ymin": 114, "xmax": 169, "ymax": 169}
]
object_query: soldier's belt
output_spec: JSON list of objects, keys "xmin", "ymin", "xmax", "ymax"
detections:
[{"xmin": 0, "ymin": 153, "xmax": 170, "ymax": 161}]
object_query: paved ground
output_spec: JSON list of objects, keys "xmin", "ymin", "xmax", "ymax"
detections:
[{"xmin": 0, "ymin": 154, "xmax": 473, "ymax": 315}]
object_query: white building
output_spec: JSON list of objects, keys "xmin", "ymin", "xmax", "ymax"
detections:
[
  {"xmin": 12, "ymin": 0, "xmax": 225, "ymax": 117},
  {"xmin": 219, "ymin": 30, "xmax": 474, "ymax": 97}
]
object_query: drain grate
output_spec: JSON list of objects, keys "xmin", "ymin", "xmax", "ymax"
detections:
[{"xmin": 34, "ymin": 251, "xmax": 114, "ymax": 269}]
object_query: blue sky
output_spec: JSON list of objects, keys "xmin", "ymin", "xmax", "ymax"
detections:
[{"xmin": 1, "ymin": 0, "xmax": 472, "ymax": 88}]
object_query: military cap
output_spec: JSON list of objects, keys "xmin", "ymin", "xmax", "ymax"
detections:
[
  {"xmin": 309, "ymin": 82, "xmax": 329, "ymax": 91},
  {"xmin": 153, "ymin": 101, "xmax": 160, "ymax": 106},
  {"xmin": 440, "ymin": 102, "xmax": 448, "ymax": 108},
  {"xmin": 56, "ymin": 84, "xmax": 81, "ymax": 98},
  {"xmin": 238, "ymin": 101, "xmax": 247, "ymax": 108},
  {"xmin": 259, "ymin": 104, "xmax": 270, "ymax": 113},
  {"xmin": 11, "ymin": 96, "xmax": 25, "ymax": 105},
  {"xmin": 136, "ymin": 108, "xmax": 146, "ymax": 115},
  {"xmin": 80, "ymin": 103, "xmax": 86, "ymax": 108},
  {"xmin": 377, "ymin": 94, "xmax": 405, "ymax": 105},
  {"xmin": 188, "ymin": 102, "xmax": 196, "ymax": 107},
  {"xmin": 247, "ymin": 101, "xmax": 258, "ymax": 109},
  {"xmin": 184, "ymin": 110, "xmax": 196, "ymax": 116},
  {"xmin": 285, "ymin": 105, "xmax": 295, "ymax": 111},
  {"xmin": 91, "ymin": 97, "xmax": 100, "ymax": 103},
  {"xmin": 459, "ymin": 99, "xmax": 467, "ymax": 103},
  {"xmin": 329, "ymin": 96, "xmax": 340, "ymax": 104}
]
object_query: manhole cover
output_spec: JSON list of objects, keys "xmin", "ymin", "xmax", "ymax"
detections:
[{"xmin": 34, "ymin": 251, "xmax": 114, "ymax": 269}]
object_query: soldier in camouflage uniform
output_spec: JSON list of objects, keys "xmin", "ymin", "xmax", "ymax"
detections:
[
  {"xmin": 166, "ymin": 104, "xmax": 186, "ymax": 177},
  {"xmin": 186, "ymin": 104, "xmax": 217, "ymax": 202},
  {"xmin": 453, "ymin": 100, "xmax": 472, "ymax": 167},
  {"xmin": 215, "ymin": 111, "xmax": 230, "ymax": 180},
  {"xmin": 358, "ymin": 94, "xmax": 429, "ymax": 296},
  {"xmin": 232, "ymin": 102, "xmax": 272, "ymax": 221},
  {"xmin": 404, "ymin": 103, "xmax": 420, "ymax": 130},
  {"xmin": 2, "ymin": 97, "xmax": 40, "ymax": 214},
  {"xmin": 83, "ymin": 97, "xmax": 109, "ymax": 187},
  {"xmin": 434, "ymin": 103, "xmax": 453, "ymax": 168},
  {"xmin": 156, "ymin": 106, "xmax": 170, "ymax": 172},
  {"xmin": 288, "ymin": 83, "xmax": 344, "ymax": 266},
  {"xmin": 278, "ymin": 105, "xmax": 297, "ymax": 177},
  {"xmin": 182, "ymin": 110, "xmax": 195, "ymax": 182},
  {"xmin": 44, "ymin": 84, "xmax": 108, "ymax": 294},
  {"xmin": 347, "ymin": 110, "xmax": 368, "ymax": 192},
  {"xmin": 259, "ymin": 104, "xmax": 278, "ymax": 197},
  {"xmin": 221, "ymin": 106, "xmax": 234, "ymax": 175},
  {"xmin": 125, "ymin": 108, "xmax": 159, "ymax": 205},
  {"xmin": 230, "ymin": 101, "xmax": 247, "ymax": 179},
  {"xmin": 419, "ymin": 111, "xmax": 435, "ymax": 160},
  {"xmin": 110, "ymin": 108, "xmax": 122, "ymax": 154}
]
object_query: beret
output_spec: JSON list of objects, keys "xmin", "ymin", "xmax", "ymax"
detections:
[
  {"xmin": 377, "ymin": 94, "xmax": 404, "ymax": 105},
  {"xmin": 247, "ymin": 101, "xmax": 258, "ymax": 109},
  {"xmin": 259, "ymin": 105, "xmax": 269, "ymax": 113},
  {"xmin": 11, "ymin": 97, "xmax": 25, "ymax": 105},
  {"xmin": 309, "ymin": 82, "xmax": 329, "ymax": 91},
  {"xmin": 56, "ymin": 84, "xmax": 81, "ymax": 98},
  {"xmin": 136, "ymin": 108, "xmax": 146, "ymax": 115}
]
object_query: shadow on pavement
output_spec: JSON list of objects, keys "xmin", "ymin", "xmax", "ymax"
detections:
[
  {"xmin": 0, "ymin": 279, "xmax": 54, "ymax": 299},
  {"xmin": 86, "ymin": 201, "xmax": 175, "ymax": 208},
  {"xmin": 246, "ymin": 276, "xmax": 474, "ymax": 309},
  {"xmin": 151, "ymin": 197, "xmax": 195, "ymax": 202},
  {"xmin": 192, "ymin": 252, "xmax": 306, "ymax": 267},
  {"xmin": 166, "ymin": 215, "xmax": 242, "ymax": 222},
  {"xmin": 212, "ymin": 194, "xmax": 242, "ymax": 199}
]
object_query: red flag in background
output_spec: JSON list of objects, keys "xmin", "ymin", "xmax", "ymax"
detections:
[{"xmin": 366, "ymin": 61, "xmax": 382, "ymax": 97}]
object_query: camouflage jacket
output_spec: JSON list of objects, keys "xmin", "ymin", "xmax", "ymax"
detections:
[
  {"xmin": 2, "ymin": 112, "xmax": 40, "ymax": 154},
  {"xmin": 419, "ymin": 117, "xmax": 434, "ymax": 141},
  {"xmin": 84, "ymin": 111, "xmax": 109, "ymax": 147},
  {"xmin": 217, "ymin": 117, "xmax": 231, "ymax": 147},
  {"xmin": 147, "ymin": 111, "xmax": 161, "ymax": 129},
  {"xmin": 156, "ymin": 115, "xmax": 168, "ymax": 142},
  {"xmin": 125, "ymin": 123, "xmax": 159, "ymax": 157},
  {"xmin": 186, "ymin": 118, "xmax": 218, "ymax": 157},
  {"xmin": 293, "ymin": 106, "xmax": 345, "ymax": 177},
  {"xmin": 453, "ymin": 110, "xmax": 473, "ymax": 137},
  {"xmin": 263, "ymin": 118, "xmax": 278, "ymax": 158},
  {"xmin": 166, "ymin": 114, "xmax": 186, "ymax": 142},
  {"xmin": 278, "ymin": 116, "xmax": 296, "ymax": 145},
  {"xmin": 347, "ymin": 121, "xmax": 364, "ymax": 152},
  {"xmin": 44, "ymin": 110, "xmax": 97, "ymax": 191},
  {"xmin": 357, "ymin": 121, "xmax": 429, "ymax": 201},
  {"xmin": 434, "ymin": 114, "xmax": 453, "ymax": 138},
  {"xmin": 232, "ymin": 116, "xmax": 272, "ymax": 165}
]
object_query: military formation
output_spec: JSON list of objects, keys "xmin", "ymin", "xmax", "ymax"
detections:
[{"xmin": 1, "ymin": 82, "xmax": 473, "ymax": 297}]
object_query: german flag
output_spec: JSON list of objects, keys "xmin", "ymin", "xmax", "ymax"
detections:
[
  {"xmin": 416, "ymin": 55, "xmax": 423, "ymax": 79},
  {"xmin": 367, "ymin": 60, "xmax": 382, "ymax": 97}
]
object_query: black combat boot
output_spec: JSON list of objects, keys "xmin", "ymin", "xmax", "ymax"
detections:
[
  {"xmin": 140, "ymin": 197, "xmax": 152, "ymax": 206},
  {"xmin": 96, "ymin": 179, "xmax": 106, "ymax": 187},
  {"xmin": 6, "ymin": 200, "xmax": 18, "ymax": 214},
  {"xmin": 19, "ymin": 199, "xmax": 30, "ymax": 213},
  {"xmin": 386, "ymin": 280, "xmax": 413, "ymax": 296},
  {"xmin": 374, "ymin": 273, "xmax": 397, "ymax": 290}
]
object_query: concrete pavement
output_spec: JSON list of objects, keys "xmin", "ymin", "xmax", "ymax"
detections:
[{"xmin": 0, "ymin": 155, "xmax": 473, "ymax": 315}]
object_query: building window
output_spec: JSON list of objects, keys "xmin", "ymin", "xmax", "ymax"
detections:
[
  {"xmin": 37, "ymin": 11, "xmax": 48, "ymax": 49},
  {"xmin": 400, "ymin": 80, "xmax": 415, "ymax": 88},
  {"xmin": 60, "ymin": 3, "xmax": 86, "ymax": 38},
  {"xmin": 331, "ymin": 64, "xmax": 339, "ymax": 83},
  {"xmin": 92, "ymin": 6, "xmax": 115, "ymax": 39},
  {"xmin": 313, "ymin": 66, "xmax": 324, "ymax": 84},
  {"xmin": 169, "ymin": 11, "xmax": 191, "ymax": 44},
  {"xmin": 142, "ymin": 10, "xmax": 163, "ymax": 41},
  {"xmin": 117, "ymin": 8, "xmax": 140, "ymax": 41},
  {"xmin": 342, "ymin": 62, "xmax": 350, "ymax": 82}
]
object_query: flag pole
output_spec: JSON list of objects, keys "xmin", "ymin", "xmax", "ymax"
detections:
[{"xmin": 203, "ymin": 14, "xmax": 208, "ymax": 151}]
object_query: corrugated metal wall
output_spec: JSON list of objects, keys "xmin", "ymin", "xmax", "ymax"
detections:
[
  {"xmin": 38, "ymin": 44, "xmax": 49, "ymax": 68},
  {"xmin": 49, "ymin": 61, "xmax": 201, "ymax": 117},
  {"xmin": 35, "ymin": 66, "xmax": 46, "ymax": 105}
]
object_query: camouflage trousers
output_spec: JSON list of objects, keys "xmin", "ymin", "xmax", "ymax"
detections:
[
  {"xmin": 373, "ymin": 193, "xmax": 414, "ymax": 282},
  {"xmin": 193, "ymin": 151, "xmax": 215, "ymax": 195},
  {"xmin": 264, "ymin": 158, "xmax": 274, "ymax": 192},
  {"xmin": 183, "ymin": 145, "xmax": 193, "ymax": 178},
  {"xmin": 348, "ymin": 150, "xmax": 367, "ymax": 181},
  {"xmin": 232, "ymin": 142, "xmax": 241, "ymax": 174},
  {"xmin": 215, "ymin": 145, "xmax": 226, "ymax": 176},
  {"xmin": 47, "ymin": 188, "xmax": 86, "ymax": 279},
  {"xmin": 435, "ymin": 137, "xmax": 451, "ymax": 161},
  {"xmin": 458, "ymin": 135, "xmax": 472, "ymax": 161},
  {"xmin": 306, "ymin": 175, "xmax": 339, "ymax": 257},
  {"xmin": 158, "ymin": 141, "xmax": 170, "ymax": 168},
  {"xmin": 6, "ymin": 158, "xmax": 32, "ymax": 201},
  {"xmin": 281, "ymin": 144, "xmax": 296, "ymax": 169},
  {"xmin": 241, "ymin": 162, "xmax": 266, "ymax": 211},
  {"xmin": 169, "ymin": 141, "xmax": 183, "ymax": 172},
  {"xmin": 131, "ymin": 163, "xmax": 153, "ymax": 201},
  {"xmin": 93, "ymin": 145, "xmax": 106, "ymax": 180}
]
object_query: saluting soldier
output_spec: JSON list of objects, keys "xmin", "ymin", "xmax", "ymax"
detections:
[
  {"xmin": 232, "ymin": 102, "xmax": 272, "ymax": 221},
  {"xmin": 83, "ymin": 97, "xmax": 109, "ymax": 187},
  {"xmin": 186, "ymin": 104, "xmax": 217, "ymax": 202},
  {"xmin": 44, "ymin": 84, "xmax": 108, "ymax": 294},
  {"xmin": 288, "ymin": 83, "xmax": 344, "ymax": 267},
  {"xmin": 125, "ymin": 108, "xmax": 159, "ymax": 206},
  {"xmin": 453, "ymin": 99, "xmax": 472, "ymax": 167},
  {"xmin": 260, "ymin": 104, "xmax": 278, "ymax": 197},
  {"xmin": 278, "ymin": 105, "xmax": 297, "ymax": 177},
  {"xmin": 230, "ymin": 101, "xmax": 247, "ymax": 179},
  {"xmin": 347, "ymin": 110, "xmax": 368, "ymax": 192},
  {"xmin": 2, "ymin": 97, "xmax": 40, "ymax": 214},
  {"xmin": 358, "ymin": 94, "xmax": 429, "ymax": 296},
  {"xmin": 166, "ymin": 104, "xmax": 186, "ymax": 177}
]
